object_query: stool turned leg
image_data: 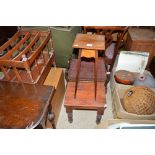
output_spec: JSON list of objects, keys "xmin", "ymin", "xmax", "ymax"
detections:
[
  {"xmin": 74, "ymin": 49, "xmax": 82, "ymax": 98},
  {"xmin": 96, "ymin": 108, "xmax": 104, "ymax": 124},
  {"xmin": 104, "ymin": 73, "xmax": 110, "ymax": 94},
  {"xmin": 68, "ymin": 113, "xmax": 73, "ymax": 123},
  {"xmin": 66, "ymin": 107, "xmax": 73, "ymax": 123}
]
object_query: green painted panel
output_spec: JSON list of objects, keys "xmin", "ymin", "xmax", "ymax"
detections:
[{"xmin": 51, "ymin": 26, "xmax": 81, "ymax": 68}]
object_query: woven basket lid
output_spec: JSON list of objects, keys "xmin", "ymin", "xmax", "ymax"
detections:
[
  {"xmin": 123, "ymin": 86, "xmax": 155, "ymax": 115},
  {"xmin": 114, "ymin": 70, "xmax": 135, "ymax": 85}
]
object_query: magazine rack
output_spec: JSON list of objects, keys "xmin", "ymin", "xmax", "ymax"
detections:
[{"xmin": 0, "ymin": 30, "xmax": 55, "ymax": 84}]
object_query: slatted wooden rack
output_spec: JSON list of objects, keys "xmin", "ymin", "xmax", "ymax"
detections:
[{"xmin": 0, "ymin": 30, "xmax": 55, "ymax": 84}]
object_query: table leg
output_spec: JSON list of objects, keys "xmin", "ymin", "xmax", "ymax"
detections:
[
  {"xmin": 96, "ymin": 108, "xmax": 105, "ymax": 124},
  {"xmin": 94, "ymin": 51, "xmax": 98, "ymax": 100},
  {"xmin": 47, "ymin": 103, "xmax": 56, "ymax": 129},
  {"xmin": 66, "ymin": 107, "xmax": 73, "ymax": 123},
  {"xmin": 74, "ymin": 49, "xmax": 81, "ymax": 98},
  {"xmin": 48, "ymin": 112, "xmax": 56, "ymax": 129}
]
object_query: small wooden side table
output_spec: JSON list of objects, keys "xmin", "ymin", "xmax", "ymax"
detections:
[{"xmin": 0, "ymin": 81, "xmax": 55, "ymax": 129}]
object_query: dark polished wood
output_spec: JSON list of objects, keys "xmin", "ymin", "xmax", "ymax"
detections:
[
  {"xmin": 64, "ymin": 82, "xmax": 106, "ymax": 124},
  {"xmin": 0, "ymin": 81, "xmax": 55, "ymax": 129},
  {"xmin": 0, "ymin": 26, "xmax": 18, "ymax": 46}
]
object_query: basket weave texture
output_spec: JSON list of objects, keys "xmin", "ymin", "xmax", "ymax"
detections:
[{"xmin": 123, "ymin": 86, "xmax": 155, "ymax": 115}]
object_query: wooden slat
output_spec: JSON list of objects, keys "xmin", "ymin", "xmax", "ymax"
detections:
[
  {"xmin": 0, "ymin": 59, "xmax": 24, "ymax": 68},
  {"xmin": 0, "ymin": 31, "xmax": 50, "ymax": 70},
  {"xmin": 13, "ymin": 67, "xmax": 22, "ymax": 82},
  {"xmin": 0, "ymin": 31, "xmax": 20, "ymax": 52},
  {"xmin": 21, "ymin": 30, "xmax": 50, "ymax": 37},
  {"xmin": 0, "ymin": 32, "xmax": 31, "ymax": 60},
  {"xmin": 14, "ymin": 32, "xmax": 40, "ymax": 61},
  {"xmin": 28, "ymin": 33, "xmax": 50, "ymax": 65},
  {"xmin": 20, "ymin": 30, "xmax": 38, "ymax": 36},
  {"xmin": 0, "ymin": 66, "xmax": 11, "ymax": 80},
  {"xmin": 0, "ymin": 32, "xmax": 41, "ymax": 69}
]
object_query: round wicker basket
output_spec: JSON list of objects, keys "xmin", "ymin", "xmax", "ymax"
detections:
[{"xmin": 123, "ymin": 86, "xmax": 155, "ymax": 115}]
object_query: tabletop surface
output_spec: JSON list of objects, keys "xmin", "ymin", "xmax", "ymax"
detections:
[
  {"xmin": 72, "ymin": 33, "xmax": 105, "ymax": 50},
  {"xmin": 0, "ymin": 81, "xmax": 55, "ymax": 129}
]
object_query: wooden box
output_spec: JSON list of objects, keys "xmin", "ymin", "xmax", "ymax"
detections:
[
  {"xmin": 44, "ymin": 68, "xmax": 65, "ymax": 126},
  {"xmin": 126, "ymin": 28, "xmax": 155, "ymax": 67}
]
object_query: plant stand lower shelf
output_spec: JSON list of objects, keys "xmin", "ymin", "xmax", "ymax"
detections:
[{"xmin": 64, "ymin": 81, "xmax": 106, "ymax": 124}]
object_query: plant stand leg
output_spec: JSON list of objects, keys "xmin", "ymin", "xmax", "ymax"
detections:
[
  {"xmin": 96, "ymin": 108, "xmax": 104, "ymax": 124},
  {"xmin": 66, "ymin": 107, "xmax": 73, "ymax": 123}
]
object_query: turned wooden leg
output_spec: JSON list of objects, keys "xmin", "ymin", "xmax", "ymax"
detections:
[
  {"xmin": 48, "ymin": 112, "xmax": 56, "ymax": 129},
  {"xmin": 68, "ymin": 113, "xmax": 73, "ymax": 123},
  {"xmin": 96, "ymin": 108, "xmax": 105, "ymax": 124},
  {"xmin": 74, "ymin": 49, "xmax": 82, "ymax": 98},
  {"xmin": 66, "ymin": 107, "xmax": 73, "ymax": 123},
  {"xmin": 104, "ymin": 72, "xmax": 110, "ymax": 94},
  {"xmin": 47, "ymin": 103, "xmax": 56, "ymax": 129},
  {"xmin": 94, "ymin": 51, "xmax": 98, "ymax": 100}
]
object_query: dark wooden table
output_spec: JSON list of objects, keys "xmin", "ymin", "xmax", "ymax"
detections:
[{"xmin": 0, "ymin": 81, "xmax": 55, "ymax": 129}]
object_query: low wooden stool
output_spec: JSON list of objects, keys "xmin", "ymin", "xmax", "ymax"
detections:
[{"xmin": 64, "ymin": 81, "xmax": 106, "ymax": 124}]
